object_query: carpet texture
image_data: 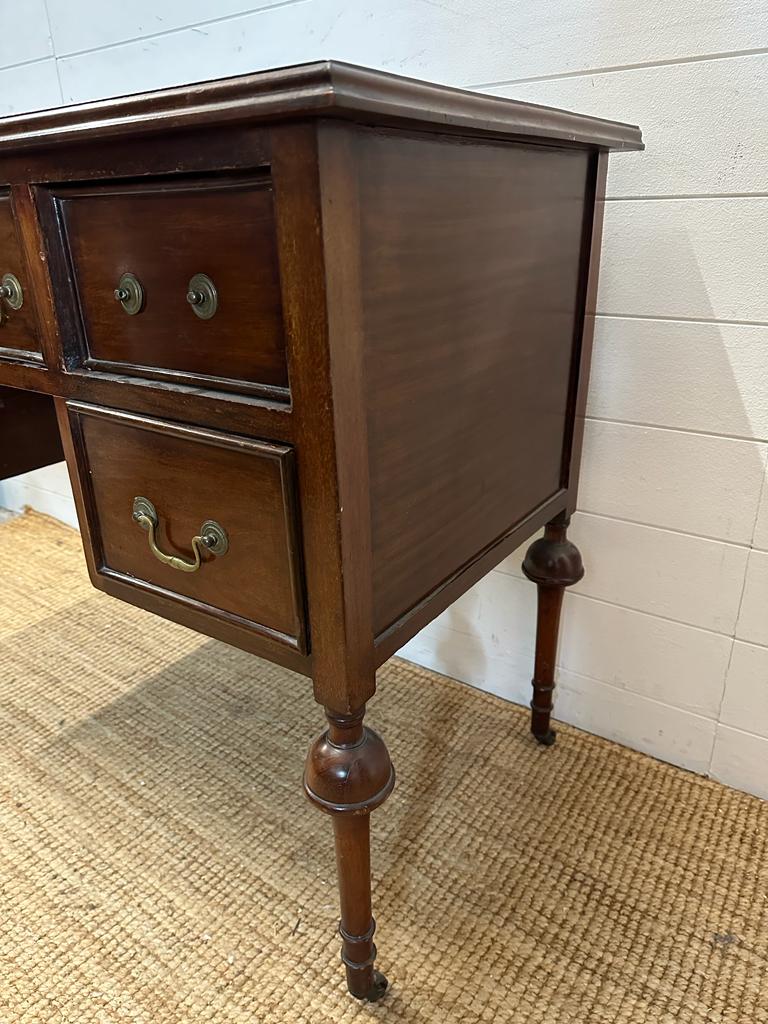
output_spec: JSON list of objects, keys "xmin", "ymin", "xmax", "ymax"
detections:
[{"xmin": 0, "ymin": 510, "xmax": 766, "ymax": 1023}]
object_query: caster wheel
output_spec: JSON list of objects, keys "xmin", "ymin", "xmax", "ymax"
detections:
[
  {"xmin": 534, "ymin": 728, "xmax": 557, "ymax": 747},
  {"xmin": 363, "ymin": 971, "xmax": 388, "ymax": 1002}
]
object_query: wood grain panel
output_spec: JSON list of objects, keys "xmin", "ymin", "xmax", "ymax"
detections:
[
  {"xmin": 354, "ymin": 129, "xmax": 591, "ymax": 634},
  {"xmin": 68, "ymin": 404, "xmax": 305, "ymax": 651},
  {"xmin": 54, "ymin": 175, "xmax": 288, "ymax": 395},
  {"xmin": 0, "ymin": 191, "xmax": 41, "ymax": 357}
]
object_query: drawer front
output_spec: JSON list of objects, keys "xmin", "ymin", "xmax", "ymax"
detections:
[
  {"xmin": 53, "ymin": 176, "xmax": 287, "ymax": 396},
  {"xmin": 0, "ymin": 191, "xmax": 41, "ymax": 357},
  {"xmin": 66, "ymin": 403, "xmax": 306, "ymax": 652}
]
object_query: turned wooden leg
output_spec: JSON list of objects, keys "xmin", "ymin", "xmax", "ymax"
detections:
[
  {"xmin": 522, "ymin": 514, "xmax": 584, "ymax": 746},
  {"xmin": 304, "ymin": 706, "xmax": 395, "ymax": 1000}
]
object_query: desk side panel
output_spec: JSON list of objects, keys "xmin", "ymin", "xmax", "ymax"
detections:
[{"xmin": 354, "ymin": 127, "xmax": 593, "ymax": 640}]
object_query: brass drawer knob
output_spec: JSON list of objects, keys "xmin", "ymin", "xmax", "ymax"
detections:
[
  {"xmin": 0, "ymin": 272, "xmax": 23, "ymax": 311},
  {"xmin": 132, "ymin": 496, "xmax": 228, "ymax": 573},
  {"xmin": 114, "ymin": 272, "xmax": 144, "ymax": 315},
  {"xmin": 186, "ymin": 273, "xmax": 217, "ymax": 319}
]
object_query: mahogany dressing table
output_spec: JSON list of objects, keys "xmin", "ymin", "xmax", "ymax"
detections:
[{"xmin": 0, "ymin": 62, "xmax": 642, "ymax": 1001}]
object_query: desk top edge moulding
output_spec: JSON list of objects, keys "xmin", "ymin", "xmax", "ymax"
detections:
[
  {"xmin": 0, "ymin": 60, "xmax": 643, "ymax": 151},
  {"xmin": 0, "ymin": 62, "xmax": 642, "ymax": 1002}
]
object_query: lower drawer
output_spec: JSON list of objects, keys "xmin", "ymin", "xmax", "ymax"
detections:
[{"xmin": 62, "ymin": 402, "xmax": 307, "ymax": 656}]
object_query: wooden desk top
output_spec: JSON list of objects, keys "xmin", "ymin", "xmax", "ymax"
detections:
[{"xmin": 0, "ymin": 60, "xmax": 643, "ymax": 153}]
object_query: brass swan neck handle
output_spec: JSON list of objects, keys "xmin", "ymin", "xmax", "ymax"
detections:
[{"xmin": 132, "ymin": 496, "xmax": 228, "ymax": 573}]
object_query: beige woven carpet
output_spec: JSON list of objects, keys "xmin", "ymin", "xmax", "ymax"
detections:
[{"xmin": 0, "ymin": 511, "xmax": 766, "ymax": 1024}]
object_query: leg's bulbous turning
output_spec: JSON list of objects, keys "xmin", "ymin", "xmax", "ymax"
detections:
[
  {"xmin": 304, "ymin": 709, "xmax": 394, "ymax": 815},
  {"xmin": 522, "ymin": 522, "xmax": 584, "ymax": 591},
  {"xmin": 304, "ymin": 707, "xmax": 394, "ymax": 1000}
]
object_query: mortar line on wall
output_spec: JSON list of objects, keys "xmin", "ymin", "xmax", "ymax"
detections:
[
  {"xmin": 585, "ymin": 414, "xmax": 768, "ymax": 447},
  {"xmin": 493, "ymin": 569, "xmax": 745, "ymax": 638},
  {"xmin": 605, "ymin": 193, "xmax": 768, "ymax": 202},
  {"xmin": 41, "ymin": 0, "xmax": 65, "ymax": 105},
  {"xmin": 704, "ymin": 488, "xmax": 764, "ymax": 774},
  {"xmin": 493, "ymin": 567, "xmax": 751, "ymax": 642},
  {"xmin": 553, "ymin": 664, "xmax": 718, "ymax": 723},
  {"xmin": 52, "ymin": 0, "xmax": 310, "ymax": 62},
  {"xmin": 0, "ymin": 55, "xmax": 56, "ymax": 75},
  {"xmin": 469, "ymin": 46, "xmax": 768, "ymax": 88},
  {"xmin": 400, "ymin": 645, "xmax": 717, "ymax": 733},
  {"xmin": 725, "ymin": 635, "xmax": 768, "ymax": 654},
  {"xmin": 562, "ymin": 589, "xmax": 743, "ymax": 641},
  {"xmin": 574, "ymin": 509, "xmax": 759, "ymax": 549},
  {"xmin": 706, "ymin": 642, "xmax": 735, "ymax": 775},
  {"xmin": 747, "ymin": 447, "xmax": 768, "ymax": 549},
  {"xmin": 597, "ymin": 313, "xmax": 768, "ymax": 329},
  {"xmin": 712, "ymin": 721, "xmax": 768, "ymax": 746},
  {"xmin": 575, "ymin": 509, "xmax": 754, "ymax": 549}
]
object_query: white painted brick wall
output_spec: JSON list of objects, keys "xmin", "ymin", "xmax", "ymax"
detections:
[{"xmin": 2, "ymin": 1, "xmax": 766, "ymax": 797}]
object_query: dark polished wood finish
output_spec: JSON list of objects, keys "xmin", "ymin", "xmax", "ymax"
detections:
[
  {"xmin": 522, "ymin": 515, "xmax": 585, "ymax": 744},
  {"xmin": 355, "ymin": 128, "xmax": 591, "ymax": 635},
  {"xmin": 0, "ymin": 62, "xmax": 641, "ymax": 999},
  {"xmin": 47, "ymin": 175, "xmax": 288, "ymax": 398},
  {"xmin": 0, "ymin": 61, "xmax": 643, "ymax": 154},
  {"xmin": 304, "ymin": 705, "xmax": 394, "ymax": 1000},
  {"xmin": 65, "ymin": 402, "xmax": 306, "ymax": 653},
  {"xmin": 0, "ymin": 191, "xmax": 41, "ymax": 358}
]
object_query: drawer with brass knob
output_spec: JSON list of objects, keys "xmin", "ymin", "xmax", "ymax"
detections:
[
  {"xmin": 0, "ymin": 191, "xmax": 41, "ymax": 358},
  {"xmin": 43, "ymin": 175, "xmax": 288, "ymax": 398},
  {"xmin": 60, "ymin": 401, "xmax": 307, "ymax": 662}
]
